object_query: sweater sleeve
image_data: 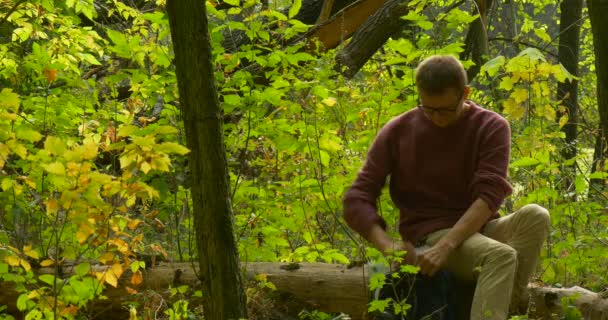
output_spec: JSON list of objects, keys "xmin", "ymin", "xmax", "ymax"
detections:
[
  {"xmin": 343, "ymin": 126, "xmax": 393, "ymax": 239},
  {"xmin": 471, "ymin": 116, "xmax": 513, "ymax": 212}
]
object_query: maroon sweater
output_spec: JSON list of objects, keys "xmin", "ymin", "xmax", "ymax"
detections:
[{"xmin": 343, "ymin": 102, "xmax": 513, "ymax": 244}]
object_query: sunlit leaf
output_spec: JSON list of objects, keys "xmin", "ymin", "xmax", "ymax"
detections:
[
  {"xmin": 511, "ymin": 157, "xmax": 540, "ymax": 167},
  {"xmin": 23, "ymin": 245, "xmax": 39, "ymax": 259},
  {"xmin": 76, "ymin": 262, "xmax": 91, "ymax": 277},
  {"xmin": 0, "ymin": 89, "xmax": 20, "ymax": 111},
  {"xmin": 288, "ymin": 0, "xmax": 302, "ymax": 18},
  {"xmin": 39, "ymin": 274, "xmax": 56, "ymax": 286},
  {"xmin": 44, "ymin": 162, "xmax": 66, "ymax": 176}
]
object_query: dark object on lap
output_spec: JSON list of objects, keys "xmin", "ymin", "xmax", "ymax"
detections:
[{"xmin": 370, "ymin": 270, "xmax": 456, "ymax": 320}]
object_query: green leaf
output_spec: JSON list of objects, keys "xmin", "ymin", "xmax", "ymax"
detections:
[
  {"xmin": 75, "ymin": 262, "xmax": 90, "ymax": 277},
  {"xmin": 517, "ymin": 47, "xmax": 546, "ymax": 62},
  {"xmin": 223, "ymin": 0, "xmax": 239, "ymax": 6},
  {"xmin": 80, "ymin": 53, "xmax": 102, "ymax": 65},
  {"xmin": 39, "ymin": 274, "xmax": 55, "ymax": 286},
  {"xmin": 44, "ymin": 162, "xmax": 66, "ymax": 175},
  {"xmin": 16, "ymin": 128, "xmax": 43, "ymax": 142},
  {"xmin": 589, "ymin": 172, "xmax": 608, "ymax": 179},
  {"xmin": 399, "ymin": 264, "xmax": 419, "ymax": 274},
  {"xmin": 117, "ymin": 125, "xmax": 138, "ymax": 137},
  {"xmin": 156, "ymin": 142, "xmax": 190, "ymax": 155},
  {"xmin": 288, "ymin": 0, "xmax": 302, "ymax": 18},
  {"xmin": 303, "ymin": 231, "xmax": 313, "ymax": 244},
  {"xmin": 511, "ymin": 157, "xmax": 540, "ymax": 167},
  {"xmin": 369, "ymin": 273, "xmax": 386, "ymax": 291},
  {"xmin": 1, "ymin": 178, "xmax": 12, "ymax": 191},
  {"xmin": 16, "ymin": 293, "xmax": 28, "ymax": 311},
  {"xmin": 368, "ymin": 298, "xmax": 391, "ymax": 313},
  {"xmin": 534, "ymin": 28, "xmax": 551, "ymax": 43},
  {"xmin": 330, "ymin": 252, "xmax": 350, "ymax": 264},
  {"xmin": 0, "ymin": 263, "xmax": 8, "ymax": 274},
  {"xmin": 44, "ymin": 136, "xmax": 66, "ymax": 155},
  {"xmin": 481, "ymin": 56, "xmax": 505, "ymax": 77},
  {"xmin": 575, "ymin": 175, "xmax": 586, "ymax": 193},
  {"xmin": 319, "ymin": 150, "xmax": 330, "ymax": 167}
]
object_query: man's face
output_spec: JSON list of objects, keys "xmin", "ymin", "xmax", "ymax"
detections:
[{"xmin": 418, "ymin": 87, "xmax": 469, "ymax": 128}]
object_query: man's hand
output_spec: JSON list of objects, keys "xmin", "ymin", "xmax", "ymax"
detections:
[{"xmin": 417, "ymin": 243, "xmax": 454, "ymax": 276}]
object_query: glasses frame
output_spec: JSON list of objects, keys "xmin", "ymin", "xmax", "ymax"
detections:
[{"xmin": 417, "ymin": 91, "xmax": 465, "ymax": 116}]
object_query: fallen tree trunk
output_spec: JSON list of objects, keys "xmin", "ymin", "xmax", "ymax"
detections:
[{"xmin": 2, "ymin": 262, "xmax": 607, "ymax": 319}]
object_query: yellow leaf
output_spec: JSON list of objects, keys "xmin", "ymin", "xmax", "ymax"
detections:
[
  {"xmin": 321, "ymin": 97, "xmax": 337, "ymax": 107},
  {"xmin": 23, "ymin": 245, "xmax": 39, "ymax": 259},
  {"xmin": 44, "ymin": 162, "xmax": 66, "ymax": 175},
  {"xmin": 5, "ymin": 255, "xmax": 20, "ymax": 267},
  {"xmin": 127, "ymin": 219, "xmax": 142, "ymax": 230},
  {"xmin": 1, "ymin": 178, "xmax": 12, "ymax": 191},
  {"xmin": 111, "ymin": 263, "xmax": 124, "ymax": 279},
  {"xmin": 7, "ymin": 140, "xmax": 27, "ymax": 159},
  {"xmin": 20, "ymin": 258, "xmax": 31, "ymax": 272},
  {"xmin": 140, "ymin": 161, "xmax": 151, "ymax": 174},
  {"xmin": 82, "ymin": 141, "xmax": 98, "ymax": 160},
  {"xmin": 511, "ymin": 88, "xmax": 528, "ymax": 104},
  {"xmin": 105, "ymin": 270, "xmax": 118, "ymax": 287},
  {"xmin": 99, "ymin": 252, "xmax": 115, "ymax": 265},
  {"xmin": 503, "ymin": 99, "xmax": 525, "ymax": 120},
  {"xmin": 108, "ymin": 239, "xmax": 130, "ymax": 254},
  {"xmin": 0, "ymin": 88, "xmax": 20, "ymax": 111},
  {"xmin": 559, "ymin": 115, "xmax": 569, "ymax": 129},
  {"xmin": 27, "ymin": 289, "xmax": 41, "ymax": 299},
  {"xmin": 40, "ymin": 259, "xmax": 54, "ymax": 267},
  {"xmin": 44, "ymin": 136, "xmax": 66, "ymax": 155},
  {"xmin": 498, "ymin": 76, "xmax": 514, "ymax": 91},
  {"xmin": 76, "ymin": 222, "xmax": 95, "ymax": 244},
  {"xmin": 541, "ymin": 104, "xmax": 556, "ymax": 121}
]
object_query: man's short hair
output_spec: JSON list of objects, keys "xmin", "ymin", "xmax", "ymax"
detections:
[{"xmin": 415, "ymin": 55, "xmax": 468, "ymax": 95}]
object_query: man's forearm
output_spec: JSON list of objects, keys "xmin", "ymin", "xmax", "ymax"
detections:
[{"xmin": 435, "ymin": 198, "xmax": 494, "ymax": 250}]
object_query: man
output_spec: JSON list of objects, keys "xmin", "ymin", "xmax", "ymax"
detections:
[{"xmin": 343, "ymin": 55, "xmax": 550, "ymax": 320}]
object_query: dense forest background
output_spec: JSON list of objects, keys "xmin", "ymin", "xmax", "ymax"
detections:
[{"xmin": 0, "ymin": 0, "xmax": 607, "ymax": 319}]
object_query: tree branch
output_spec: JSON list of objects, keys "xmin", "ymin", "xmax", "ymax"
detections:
[
  {"xmin": 488, "ymin": 37, "xmax": 558, "ymax": 58},
  {"xmin": 0, "ymin": 0, "xmax": 28, "ymax": 26}
]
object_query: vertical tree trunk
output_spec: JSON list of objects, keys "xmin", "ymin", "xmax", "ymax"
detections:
[
  {"xmin": 557, "ymin": 0, "xmax": 583, "ymax": 196},
  {"xmin": 460, "ymin": 0, "xmax": 493, "ymax": 82},
  {"xmin": 588, "ymin": 0, "xmax": 608, "ymax": 191},
  {"xmin": 166, "ymin": 1, "xmax": 248, "ymax": 320}
]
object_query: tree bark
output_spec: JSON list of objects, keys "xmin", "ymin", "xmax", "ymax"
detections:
[
  {"xmin": 166, "ymin": 1, "xmax": 248, "ymax": 320},
  {"xmin": 335, "ymin": 0, "xmax": 411, "ymax": 78},
  {"xmin": 460, "ymin": 0, "xmax": 493, "ymax": 82},
  {"xmin": 588, "ymin": 0, "xmax": 608, "ymax": 191},
  {"xmin": 2, "ymin": 263, "xmax": 608, "ymax": 320},
  {"xmin": 556, "ymin": 0, "xmax": 583, "ymax": 197}
]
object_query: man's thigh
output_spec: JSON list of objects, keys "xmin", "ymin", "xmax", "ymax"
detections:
[{"xmin": 424, "ymin": 229, "xmax": 515, "ymax": 282}]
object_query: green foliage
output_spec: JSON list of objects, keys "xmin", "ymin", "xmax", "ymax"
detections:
[{"xmin": 0, "ymin": 0, "xmax": 606, "ymax": 318}]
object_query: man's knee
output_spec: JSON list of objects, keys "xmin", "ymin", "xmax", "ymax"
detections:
[{"xmin": 520, "ymin": 204, "xmax": 551, "ymax": 230}]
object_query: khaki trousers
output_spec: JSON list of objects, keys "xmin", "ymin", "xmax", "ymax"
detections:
[{"xmin": 421, "ymin": 204, "xmax": 551, "ymax": 320}]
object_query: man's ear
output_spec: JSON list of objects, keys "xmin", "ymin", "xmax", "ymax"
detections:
[{"xmin": 463, "ymin": 86, "xmax": 471, "ymax": 99}]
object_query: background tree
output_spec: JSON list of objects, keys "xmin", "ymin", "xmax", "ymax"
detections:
[
  {"xmin": 557, "ymin": 0, "xmax": 584, "ymax": 197},
  {"xmin": 166, "ymin": 1, "xmax": 248, "ymax": 319},
  {"xmin": 588, "ymin": 0, "xmax": 608, "ymax": 192}
]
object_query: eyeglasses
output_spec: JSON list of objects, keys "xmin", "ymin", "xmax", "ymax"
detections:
[{"xmin": 417, "ymin": 92, "xmax": 464, "ymax": 116}]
